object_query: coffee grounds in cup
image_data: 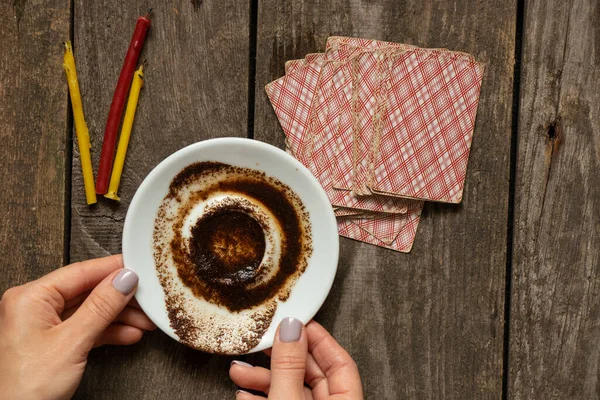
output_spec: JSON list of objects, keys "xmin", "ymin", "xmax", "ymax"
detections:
[{"xmin": 153, "ymin": 161, "xmax": 312, "ymax": 354}]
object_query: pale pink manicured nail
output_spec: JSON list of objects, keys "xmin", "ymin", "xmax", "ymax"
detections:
[
  {"xmin": 279, "ymin": 317, "xmax": 303, "ymax": 342},
  {"xmin": 231, "ymin": 360, "xmax": 252, "ymax": 368},
  {"xmin": 112, "ymin": 269, "xmax": 138, "ymax": 295}
]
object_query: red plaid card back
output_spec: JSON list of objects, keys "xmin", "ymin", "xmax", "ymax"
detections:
[
  {"xmin": 285, "ymin": 59, "xmax": 307, "ymax": 74},
  {"xmin": 306, "ymin": 61, "xmax": 410, "ymax": 214},
  {"xmin": 265, "ymin": 56, "xmax": 325, "ymax": 164},
  {"xmin": 334, "ymin": 207, "xmax": 363, "ymax": 217},
  {"xmin": 338, "ymin": 200, "xmax": 424, "ymax": 252},
  {"xmin": 371, "ymin": 50, "xmax": 484, "ymax": 203},
  {"xmin": 344, "ymin": 210, "xmax": 408, "ymax": 244},
  {"xmin": 325, "ymin": 42, "xmax": 408, "ymax": 193}
]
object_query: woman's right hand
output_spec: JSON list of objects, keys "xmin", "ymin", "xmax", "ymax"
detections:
[{"xmin": 230, "ymin": 319, "xmax": 364, "ymax": 399}]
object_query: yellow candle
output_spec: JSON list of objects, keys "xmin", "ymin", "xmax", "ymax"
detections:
[
  {"xmin": 105, "ymin": 65, "xmax": 144, "ymax": 201},
  {"xmin": 63, "ymin": 41, "xmax": 97, "ymax": 205}
]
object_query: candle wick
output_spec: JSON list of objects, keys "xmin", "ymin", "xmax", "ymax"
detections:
[{"xmin": 145, "ymin": 8, "xmax": 153, "ymax": 18}]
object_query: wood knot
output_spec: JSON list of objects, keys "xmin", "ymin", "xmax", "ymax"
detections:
[
  {"xmin": 546, "ymin": 118, "xmax": 561, "ymax": 142},
  {"xmin": 547, "ymin": 123, "xmax": 558, "ymax": 140},
  {"xmin": 544, "ymin": 118, "xmax": 562, "ymax": 166}
]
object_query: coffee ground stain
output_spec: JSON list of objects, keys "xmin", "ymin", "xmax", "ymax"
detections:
[{"xmin": 153, "ymin": 161, "xmax": 312, "ymax": 354}]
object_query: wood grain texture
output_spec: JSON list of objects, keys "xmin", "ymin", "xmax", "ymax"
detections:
[
  {"xmin": 510, "ymin": 0, "xmax": 600, "ymax": 398},
  {"xmin": 70, "ymin": 1, "xmax": 249, "ymax": 398},
  {"xmin": 0, "ymin": 0, "xmax": 70, "ymax": 289},
  {"xmin": 253, "ymin": 1, "xmax": 517, "ymax": 398}
]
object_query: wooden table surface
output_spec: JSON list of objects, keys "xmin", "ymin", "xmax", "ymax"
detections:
[{"xmin": 1, "ymin": 0, "xmax": 598, "ymax": 398}]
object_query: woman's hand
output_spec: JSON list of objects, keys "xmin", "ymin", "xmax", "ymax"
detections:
[
  {"xmin": 0, "ymin": 255, "xmax": 156, "ymax": 400},
  {"xmin": 230, "ymin": 319, "xmax": 364, "ymax": 399}
]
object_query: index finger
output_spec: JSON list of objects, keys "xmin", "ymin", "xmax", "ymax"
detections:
[
  {"xmin": 35, "ymin": 255, "xmax": 124, "ymax": 303},
  {"xmin": 306, "ymin": 321, "xmax": 364, "ymax": 398}
]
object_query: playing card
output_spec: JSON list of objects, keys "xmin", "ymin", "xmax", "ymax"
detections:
[
  {"xmin": 349, "ymin": 50, "xmax": 389, "ymax": 196},
  {"xmin": 327, "ymin": 36, "xmax": 396, "ymax": 51},
  {"xmin": 285, "ymin": 59, "xmax": 307, "ymax": 74},
  {"xmin": 305, "ymin": 53, "xmax": 324, "ymax": 63},
  {"xmin": 326, "ymin": 59, "xmax": 355, "ymax": 193},
  {"xmin": 334, "ymin": 207, "xmax": 363, "ymax": 217},
  {"xmin": 370, "ymin": 49, "xmax": 484, "ymax": 203},
  {"xmin": 340, "ymin": 210, "xmax": 409, "ymax": 244},
  {"xmin": 265, "ymin": 56, "xmax": 325, "ymax": 164},
  {"xmin": 326, "ymin": 36, "xmax": 474, "ymax": 62},
  {"xmin": 338, "ymin": 200, "xmax": 424, "ymax": 252},
  {"xmin": 277, "ymin": 55, "xmax": 328, "ymax": 163},
  {"xmin": 326, "ymin": 37, "xmax": 416, "ymax": 61},
  {"xmin": 324, "ymin": 44, "xmax": 398, "ymax": 194},
  {"xmin": 341, "ymin": 209, "xmax": 408, "ymax": 244},
  {"xmin": 305, "ymin": 60, "xmax": 410, "ymax": 214},
  {"xmin": 302, "ymin": 60, "xmax": 338, "ymax": 163},
  {"xmin": 326, "ymin": 38, "xmax": 476, "ymax": 196}
]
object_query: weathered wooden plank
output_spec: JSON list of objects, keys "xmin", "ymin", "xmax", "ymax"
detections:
[
  {"xmin": 71, "ymin": 1, "xmax": 249, "ymax": 398},
  {"xmin": 510, "ymin": 0, "xmax": 600, "ymax": 398},
  {"xmin": 253, "ymin": 1, "xmax": 516, "ymax": 398},
  {"xmin": 0, "ymin": 1, "xmax": 70, "ymax": 288}
]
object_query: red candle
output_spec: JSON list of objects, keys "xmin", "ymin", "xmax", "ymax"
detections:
[{"xmin": 96, "ymin": 12, "xmax": 151, "ymax": 194}]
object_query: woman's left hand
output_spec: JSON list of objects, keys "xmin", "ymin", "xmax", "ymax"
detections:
[{"xmin": 0, "ymin": 255, "xmax": 156, "ymax": 400}]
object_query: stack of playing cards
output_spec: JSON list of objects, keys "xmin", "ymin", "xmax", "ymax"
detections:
[{"xmin": 266, "ymin": 37, "xmax": 485, "ymax": 252}]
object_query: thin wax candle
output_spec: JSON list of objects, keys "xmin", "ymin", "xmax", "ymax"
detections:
[
  {"xmin": 105, "ymin": 65, "xmax": 144, "ymax": 202},
  {"xmin": 63, "ymin": 41, "xmax": 97, "ymax": 205},
  {"xmin": 96, "ymin": 11, "xmax": 151, "ymax": 194}
]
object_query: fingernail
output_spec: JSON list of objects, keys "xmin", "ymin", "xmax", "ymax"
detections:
[
  {"xmin": 236, "ymin": 389, "xmax": 250, "ymax": 395},
  {"xmin": 279, "ymin": 317, "xmax": 303, "ymax": 342},
  {"xmin": 231, "ymin": 360, "xmax": 253, "ymax": 368},
  {"xmin": 112, "ymin": 269, "xmax": 138, "ymax": 295}
]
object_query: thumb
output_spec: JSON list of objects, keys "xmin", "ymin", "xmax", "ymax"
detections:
[
  {"xmin": 268, "ymin": 317, "xmax": 307, "ymax": 400},
  {"xmin": 62, "ymin": 268, "xmax": 139, "ymax": 350}
]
